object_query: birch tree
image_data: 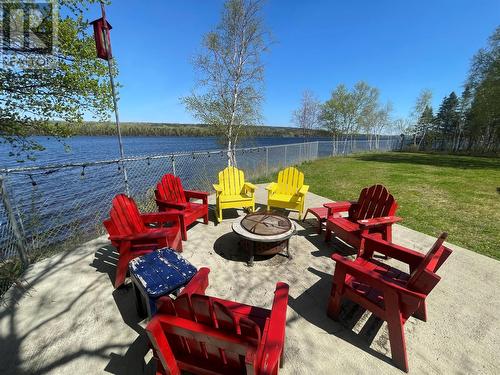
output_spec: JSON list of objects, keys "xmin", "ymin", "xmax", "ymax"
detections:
[
  {"xmin": 320, "ymin": 82, "xmax": 379, "ymax": 153},
  {"xmin": 183, "ymin": 0, "xmax": 270, "ymax": 166},
  {"xmin": 292, "ymin": 90, "xmax": 320, "ymax": 141},
  {"xmin": 371, "ymin": 102, "xmax": 392, "ymax": 149},
  {"xmin": 410, "ymin": 89, "xmax": 433, "ymax": 147}
]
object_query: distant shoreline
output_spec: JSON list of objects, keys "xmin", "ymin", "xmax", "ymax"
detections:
[
  {"xmin": 51, "ymin": 122, "xmax": 330, "ymax": 138},
  {"xmin": 40, "ymin": 122, "xmax": 395, "ymax": 139}
]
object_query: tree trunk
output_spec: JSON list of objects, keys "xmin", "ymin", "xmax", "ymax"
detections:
[{"xmin": 418, "ymin": 129, "xmax": 427, "ymax": 150}]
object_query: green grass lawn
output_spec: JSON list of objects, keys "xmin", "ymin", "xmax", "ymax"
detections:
[{"xmin": 298, "ymin": 152, "xmax": 500, "ymax": 260}]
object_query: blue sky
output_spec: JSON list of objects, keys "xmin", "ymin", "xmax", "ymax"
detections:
[{"xmin": 86, "ymin": 0, "xmax": 499, "ymax": 126}]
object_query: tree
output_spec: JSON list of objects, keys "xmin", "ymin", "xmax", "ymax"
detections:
[
  {"xmin": 371, "ymin": 102, "xmax": 393, "ymax": 149},
  {"xmin": 320, "ymin": 81, "xmax": 379, "ymax": 153},
  {"xmin": 292, "ymin": 90, "xmax": 320, "ymax": 141},
  {"xmin": 410, "ymin": 89, "xmax": 433, "ymax": 147},
  {"xmin": 464, "ymin": 26, "xmax": 499, "ymax": 152},
  {"xmin": 465, "ymin": 26, "xmax": 500, "ymax": 153},
  {"xmin": 455, "ymin": 85, "xmax": 472, "ymax": 151},
  {"xmin": 416, "ymin": 106, "xmax": 434, "ymax": 150},
  {"xmin": 391, "ymin": 117, "xmax": 412, "ymax": 150},
  {"xmin": 435, "ymin": 92, "xmax": 459, "ymax": 150},
  {"xmin": 182, "ymin": 0, "xmax": 270, "ymax": 166},
  {"xmin": 0, "ymin": 0, "xmax": 114, "ymax": 161}
]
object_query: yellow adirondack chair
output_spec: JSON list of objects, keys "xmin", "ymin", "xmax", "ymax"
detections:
[
  {"xmin": 213, "ymin": 167, "xmax": 256, "ymax": 222},
  {"xmin": 266, "ymin": 167, "xmax": 309, "ymax": 219}
]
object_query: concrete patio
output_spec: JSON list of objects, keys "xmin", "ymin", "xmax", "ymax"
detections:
[{"xmin": 1, "ymin": 186, "xmax": 499, "ymax": 374}]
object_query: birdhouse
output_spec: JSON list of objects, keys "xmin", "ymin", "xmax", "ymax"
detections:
[{"xmin": 90, "ymin": 17, "xmax": 112, "ymax": 60}]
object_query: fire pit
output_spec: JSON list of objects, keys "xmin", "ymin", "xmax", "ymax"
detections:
[{"xmin": 232, "ymin": 212, "xmax": 295, "ymax": 266}]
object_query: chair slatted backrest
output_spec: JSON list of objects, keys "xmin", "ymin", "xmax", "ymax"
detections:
[
  {"xmin": 350, "ymin": 184, "xmax": 398, "ymax": 221},
  {"xmin": 406, "ymin": 233, "xmax": 452, "ymax": 294},
  {"xmin": 156, "ymin": 174, "xmax": 187, "ymax": 204},
  {"xmin": 219, "ymin": 167, "xmax": 246, "ymax": 196},
  {"xmin": 149, "ymin": 293, "xmax": 261, "ymax": 374},
  {"xmin": 109, "ymin": 194, "xmax": 147, "ymax": 235},
  {"xmin": 275, "ymin": 167, "xmax": 304, "ymax": 195}
]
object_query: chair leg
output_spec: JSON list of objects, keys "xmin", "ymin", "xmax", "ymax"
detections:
[
  {"xmin": 115, "ymin": 254, "xmax": 130, "ymax": 288},
  {"xmin": 326, "ymin": 285, "xmax": 342, "ymax": 320},
  {"xmin": 218, "ymin": 206, "xmax": 223, "ymax": 222},
  {"xmin": 387, "ymin": 313, "xmax": 409, "ymax": 372},
  {"xmin": 413, "ymin": 302, "xmax": 427, "ymax": 322},
  {"xmin": 203, "ymin": 211, "xmax": 209, "ymax": 224},
  {"xmin": 180, "ymin": 226, "xmax": 187, "ymax": 241},
  {"xmin": 325, "ymin": 225, "xmax": 332, "ymax": 242},
  {"xmin": 302, "ymin": 209, "xmax": 309, "ymax": 222},
  {"xmin": 384, "ymin": 225, "xmax": 393, "ymax": 243}
]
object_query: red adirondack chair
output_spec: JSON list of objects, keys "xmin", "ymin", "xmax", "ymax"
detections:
[
  {"xmin": 147, "ymin": 267, "xmax": 289, "ymax": 375},
  {"xmin": 324, "ymin": 184, "xmax": 401, "ymax": 252},
  {"xmin": 103, "ymin": 194, "xmax": 182, "ymax": 288},
  {"xmin": 155, "ymin": 174, "xmax": 209, "ymax": 240},
  {"xmin": 327, "ymin": 233, "xmax": 452, "ymax": 372}
]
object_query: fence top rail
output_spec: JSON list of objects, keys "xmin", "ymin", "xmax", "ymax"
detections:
[{"xmin": 0, "ymin": 140, "xmax": 320, "ymax": 174}]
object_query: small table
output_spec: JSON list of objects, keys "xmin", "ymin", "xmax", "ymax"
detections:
[
  {"xmin": 232, "ymin": 212, "xmax": 295, "ymax": 266},
  {"xmin": 129, "ymin": 248, "xmax": 197, "ymax": 318},
  {"xmin": 303, "ymin": 206, "xmax": 341, "ymax": 234}
]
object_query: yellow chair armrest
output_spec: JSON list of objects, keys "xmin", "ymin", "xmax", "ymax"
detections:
[
  {"xmin": 213, "ymin": 184, "xmax": 223, "ymax": 195},
  {"xmin": 244, "ymin": 182, "xmax": 256, "ymax": 192},
  {"xmin": 298, "ymin": 184, "xmax": 309, "ymax": 196},
  {"xmin": 266, "ymin": 182, "xmax": 277, "ymax": 193}
]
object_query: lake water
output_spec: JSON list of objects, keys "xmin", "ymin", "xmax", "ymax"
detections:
[{"xmin": 0, "ymin": 135, "xmax": 331, "ymax": 169}]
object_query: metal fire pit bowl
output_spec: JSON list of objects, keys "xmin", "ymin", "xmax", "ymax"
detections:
[{"xmin": 232, "ymin": 211, "xmax": 295, "ymax": 266}]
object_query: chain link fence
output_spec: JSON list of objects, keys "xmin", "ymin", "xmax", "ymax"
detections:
[{"xmin": 0, "ymin": 138, "xmax": 398, "ymax": 296}]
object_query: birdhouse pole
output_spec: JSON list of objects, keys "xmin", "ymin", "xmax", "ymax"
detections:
[{"xmin": 99, "ymin": 2, "xmax": 130, "ymax": 195}]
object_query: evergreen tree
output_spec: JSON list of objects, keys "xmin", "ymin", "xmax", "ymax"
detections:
[
  {"xmin": 435, "ymin": 92, "xmax": 459, "ymax": 150},
  {"xmin": 465, "ymin": 26, "xmax": 500, "ymax": 152},
  {"xmin": 455, "ymin": 86, "xmax": 473, "ymax": 151},
  {"xmin": 416, "ymin": 105, "xmax": 434, "ymax": 150}
]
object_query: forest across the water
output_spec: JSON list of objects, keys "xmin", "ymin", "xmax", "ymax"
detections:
[{"xmin": 48, "ymin": 122, "xmax": 332, "ymax": 138}]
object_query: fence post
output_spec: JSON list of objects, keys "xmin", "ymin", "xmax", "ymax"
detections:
[
  {"xmin": 284, "ymin": 145, "xmax": 287, "ymax": 166},
  {"xmin": 172, "ymin": 155, "xmax": 176, "ymax": 176},
  {"xmin": 0, "ymin": 176, "xmax": 29, "ymax": 267},
  {"xmin": 265, "ymin": 147, "xmax": 269, "ymax": 176}
]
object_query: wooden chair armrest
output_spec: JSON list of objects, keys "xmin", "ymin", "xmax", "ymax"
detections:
[
  {"xmin": 332, "ymin": 254, "xmax": 425, "ymax": 301},
  {"xmin": 323, "ymin": 201, "xmax": 354, "ymax": 217},
  {"xmin": 156, "ymin": 268, "xmax": 210, "ymax": 315},
  {"xmin": 184, "ymin": 190, "xmax": 209, "ymax": 202},
  {"xmin": 213, "ymin": 184, "xmax": 223, "ymax": 195},
  {"xmin": 244, "ymin": 182, "xmax": 257, "ymax": 192},
  {"xmin": 179, "ymin": 267, "xmax": 210, "ymax": 297},
  {"xmin": 260, "ymin": 282, "xmax": 289, "ymax": 375},
  {"xmin": 109, "ymin": 231, "xmax": 165, "ymax": 242},
  {"xmin": 141, "ymin": 212, "xmax": 182, "ymax": 226},
  {"xmin": 297, "ymin": 184, "xmax": 309, "ymax": 196},
  {"xmin": 155, "ymin": 199, "xmax": 188, "ymax": 210},
  {"xmin": 357, "ymin": 216, "xmax": 402, "ymax": 228},
  {"xmin": 362, "ymin": 236, "xmax": 425, "ymax": 267},
  {"xmin": 265, "ymin": 182, "xmax": 277, "ymax": 192}
]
